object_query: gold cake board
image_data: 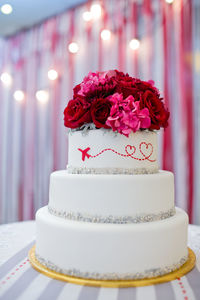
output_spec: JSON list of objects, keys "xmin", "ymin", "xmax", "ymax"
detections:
[{"xmin": 29, "ymin": 246, "xmax": 196, "ymax": 288}]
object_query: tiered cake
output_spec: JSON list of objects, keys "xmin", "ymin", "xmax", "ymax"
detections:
[{"xmin": 35, "ymin": 70, "xmax": 190, "ymax": 282}]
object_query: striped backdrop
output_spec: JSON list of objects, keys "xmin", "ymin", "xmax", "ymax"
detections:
[{"xmin": 0, "ymin": 0, "xmax": 199, "ymax": 224}]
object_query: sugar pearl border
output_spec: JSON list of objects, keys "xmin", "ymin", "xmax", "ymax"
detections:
[
  {"xmin": 48, "ymin": 206, "xmax": 176, "ymax": 224},
  {"xmin": 66, "ymin": 166, "xmax": 158, "ymax": 175},
  {"xmin": 35, "ymin": 252, "xmax": 188, "ymax": 280}
]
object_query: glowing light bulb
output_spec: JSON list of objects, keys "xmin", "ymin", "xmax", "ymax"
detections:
[
  {"xmin": 90, "ymin": 3, "xmax": 101, "ymax": 19},
  {"xmin": 36, "ymin": 90, "xmax": 49, "ymax": 104},
  {"xmin": 83, "ymin": 11, "xmax": 92, "ymax": 22},
  {"xmin": 48, "ymin": 69, "xmax": 58, "ymax": 81},
  {"xmin": 14, "ymin": 90, "xmax": 25, "ymax": 102},
  {"xmin": 0, "ymin": 72, "xmax": 12, "ymax": 86},
  {"xmin": 1, "ymin": 4, "xmax": 13, "ymax": 14},
  {"xmin": 165, "ymin": 0, "xmax": 173, "ymax": 3},
  {"xmin": 68, "ymin": 42, "xmax": 79, "ymax": 54},
  {"xmin": 101, "ymin": 29, "xmax": 111, "ymax": 41},
  {"xmin": 129, "ymin": 38, "xmax": 140, "ymax": 50}
]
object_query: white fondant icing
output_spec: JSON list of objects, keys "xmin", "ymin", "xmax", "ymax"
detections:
[
  {"xmin": 67, "ymin": 129, "xmax": 158, "ymax": 174},
  {"xmin": 48, "ymin": 170, "xmax": 174, "ymax": 220},
  {"xmin": 36, "ymin": 206, "xmax": 188, "ymax": 278}
]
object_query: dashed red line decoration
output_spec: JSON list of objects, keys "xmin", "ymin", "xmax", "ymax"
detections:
[
  {"xmin": 177, "ymin": 277, "xmax": 189, "ymax": 300},
  {"xmin": 0, "ymin": 258, "xmax": 29, "ymax": 286},
  {"xmin": 78, "ymin": 142, "xmax": 156, "ymax": 162}
]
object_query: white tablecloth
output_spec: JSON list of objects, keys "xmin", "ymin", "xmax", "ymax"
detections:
[{"xmin": 0, "ymin": 221, "xmax": 200, "ymax": 300}]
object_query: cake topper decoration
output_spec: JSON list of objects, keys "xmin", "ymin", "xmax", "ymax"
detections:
[{"xmin": 64, "ymin": 70, "xmax": 169, "ymax": 137}]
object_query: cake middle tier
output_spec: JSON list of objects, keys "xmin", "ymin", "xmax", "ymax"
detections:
[{"xmin": 48, "ymin": 170, "xmax": 175, "ymax": 223}]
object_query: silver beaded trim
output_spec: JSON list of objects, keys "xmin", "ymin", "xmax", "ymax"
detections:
[
  {"xmin": 66, "ymin": 166, "xmax": 158, "ymax": 175},
  {"xmin": 48, "ymin": 206, "xmax": 176, "ymax": 224},
  {"xmin": 35, "ymin": 252, "xmax": 188, "ymax": 280}
]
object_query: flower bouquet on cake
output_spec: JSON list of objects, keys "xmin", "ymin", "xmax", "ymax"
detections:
[{"xmin": 64, "ymin": 70, "xmax": 169, "ymax": 135}]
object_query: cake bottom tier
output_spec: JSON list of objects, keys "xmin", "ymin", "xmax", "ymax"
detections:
[{"xmin": 35, "ymin": 206, "xmax": 188, "ymax": 280}]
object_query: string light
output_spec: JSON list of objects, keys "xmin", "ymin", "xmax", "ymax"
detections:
[
  {"xmin": 0, "ymin": 72, "xmax": 12, "ymax": 86},
  {"xmin": 1, "ymin": 4, "xmax": 13, "ymax": 14},
  {"xmin": 13, "ymin": 90, "xmax": 25, "ymax": 102},
  {"xmin": 101, "ymin": 29, "xmax": 111, "ymax": 41},
  {"xmin": 165, "ymin": 0, "xmax": 173, "ymax": 3},
  {"xmin": 68, "ymin": 42, "xmax": 79, "ymax": 54},
  {"xmin": 129, "ymin": 38, "xmax": 140, "ymax": 50},
  {"xmin": 36, "ymin": 90, "xmax": 49, "ymax": 104},
  {"xmin": 90, "ymin": 3, "xmax": 102, "ymax": 19},
  {"xmin": 48, "ymin": 69, "xmax": 58, "ymax": 81},
  {"xmin": 82, "ymin": 11, "xmax": 92, "ymax": 22}
]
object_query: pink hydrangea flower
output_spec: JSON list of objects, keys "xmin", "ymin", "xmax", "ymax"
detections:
[
  {"xmin": 78, "ymin": 72, "xmax": 115, "ymax": 98},
  {"xmin": 106, "ymin": 93, "xmax": 151, "ymax": 137}
]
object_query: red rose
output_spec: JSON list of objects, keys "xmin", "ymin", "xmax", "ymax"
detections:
[
  {"xmin": 114, "ymin": 72, "xmax": 137, "ymax": 99},
  {"xmin": 140, "ymin": 90, "xmax": 169, "ymax": 130},
  {"xmin": 73, "ymin": 83, "xmax": 81, "ymax": 97},
  {"xmin": 134, "ymin": 80, "xmax": 160, "ymax": 98},
  {"xmin": 64, "ymin": 97, "xmax": 92, "ymax": 129},
  {"xmin": 91, "ymin": 98, "xmax": 112, "ymax": 129},
  {"xmin": 114, "ymin": 71, "xmax": 160, "ymax": 100}
]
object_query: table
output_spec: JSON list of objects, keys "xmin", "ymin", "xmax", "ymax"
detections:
[{"xmin": 0, "ymin": 221, "xmax": 200, "ymax": 300}]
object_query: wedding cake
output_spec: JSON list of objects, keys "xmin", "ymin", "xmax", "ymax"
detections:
[{"xmin": 35, "ymin": 70, "xmax": 189, "ymax": 281}]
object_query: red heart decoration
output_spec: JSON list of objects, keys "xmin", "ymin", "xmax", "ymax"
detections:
[
  {"xmin": 125, "ymin": 145, "xmax": 136, "ymax": 156},
  {"xmin": 139, "ymin": 142, "xmax": 153, "ymax": 159}
]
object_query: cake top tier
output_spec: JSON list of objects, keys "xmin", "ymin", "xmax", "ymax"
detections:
[
  {"xmin": 67, "ymin": 129, "xmax": 158, "ymax": 174},
  {"xmin": 63, "ymin": 70, "xmax": 169, "ymax": 136},
  {"xmin": 64, "ymin": 70, "xmax": 169, "ymax": 174}
]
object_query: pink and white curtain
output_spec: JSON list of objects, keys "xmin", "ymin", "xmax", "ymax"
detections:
[{"xmin": 0, "ymin": 0, "xmax": 199, "ymax": 224}]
